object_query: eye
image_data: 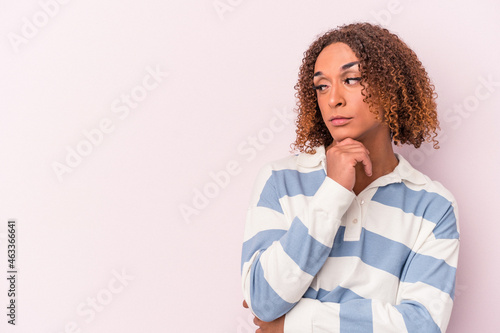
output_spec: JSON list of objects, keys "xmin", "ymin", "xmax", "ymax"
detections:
[
  {"xmin": 313, "ymin": 84, "xmax": 328, "ymax": 91},
  {"xmin": 344, "ymin": 77, "xmax": 362, "ymax": 85}
]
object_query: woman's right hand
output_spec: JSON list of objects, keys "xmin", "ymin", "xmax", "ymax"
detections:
[{"xmin": 325, "ymin": 138, "xmax": 372, "ymax": 191}]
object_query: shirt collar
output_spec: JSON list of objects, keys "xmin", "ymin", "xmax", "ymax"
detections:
[
  {"xmin": 296, "ymin": 145, "xmax": 326, "ymax": 168},
  {"xmin": 297, "ymin": 145, "xmax": 427, "ymax": 186},
  {"xmin": 392, "ymin": 153, "xmax": 427, "ymax": 185}
]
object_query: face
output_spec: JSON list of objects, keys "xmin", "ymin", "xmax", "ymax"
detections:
[{"xmin": 313, "ymin": 42, "xmax": 388, "ymax": 144}]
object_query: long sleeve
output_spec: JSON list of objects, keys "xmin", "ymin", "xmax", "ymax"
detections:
[
  {"xmin": 283, "ymin": 194, "xmax": 460, "ymax": 333},
  {"xmin": 240, "ymin": 162, "xmax": 355, "ymax": 322}
]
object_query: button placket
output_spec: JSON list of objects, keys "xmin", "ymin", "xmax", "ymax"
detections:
[{"xmin": 343, "ymin": 198, "xmax": 362, "ymax": 241}]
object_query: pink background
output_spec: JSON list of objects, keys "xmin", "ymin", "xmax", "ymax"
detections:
[{"xmin": 0, "ymin": 0, "xmax": 499, "ymax": 332}]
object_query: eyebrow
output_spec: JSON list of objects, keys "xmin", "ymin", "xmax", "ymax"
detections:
[
  {"xmin": 313, "ymin": 61, "xmax": 360, "ymax": 77},
  {"xmin": 341, "ymin": 61, "xmax": 360, "ymax": 70}
]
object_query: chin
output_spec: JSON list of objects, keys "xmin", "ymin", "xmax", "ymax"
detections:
[{"xmin": 330, "ymin": 132, "xmax": 360, "ymax": 143}]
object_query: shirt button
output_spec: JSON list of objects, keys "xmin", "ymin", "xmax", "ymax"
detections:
[
  {"xmin": 360, "ymin": 200, "xmax": 365, "ymax": 205},
  {"xmin": 352, "ymin": 219, "xmax": 358, "ymax": 224}
]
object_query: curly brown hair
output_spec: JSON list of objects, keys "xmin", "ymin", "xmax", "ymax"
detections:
[{"xmin": 292, "ymin": 22, "xmax": 439, "ymax": 154}]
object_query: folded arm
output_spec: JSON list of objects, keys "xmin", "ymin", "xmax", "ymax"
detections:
[
  {"xmin": 283, "ymin": 199, "xmax": 460, "ymax": 333},
  {"xmin": 241, "ymin": 164, "xmax": 355, "ymax": 322}
]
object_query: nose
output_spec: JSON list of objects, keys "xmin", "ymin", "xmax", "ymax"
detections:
[{"xmin": 328, "ymin": 83, "xmax": 345, "ymax": 108}]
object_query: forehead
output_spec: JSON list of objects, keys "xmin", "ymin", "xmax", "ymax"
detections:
[{"xmin": 314, "ymin": 42, "xmax": 359, "ymax": 73}]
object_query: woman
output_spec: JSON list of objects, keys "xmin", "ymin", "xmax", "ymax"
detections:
[{"xmin": 241, "ymin": 23, "xmax": 459, "ymax": 332}]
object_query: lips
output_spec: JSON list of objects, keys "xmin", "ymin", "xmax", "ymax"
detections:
[{"xmin": 329, "ymin": 116, "xmax": 352, "ymax": 126}]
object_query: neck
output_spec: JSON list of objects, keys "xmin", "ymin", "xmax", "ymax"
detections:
[{"xmin": 352, "ymin": 130, "xmax": 398, "ymax": 195}]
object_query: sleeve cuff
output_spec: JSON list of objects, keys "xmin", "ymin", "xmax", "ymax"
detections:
[
  {"xmin": 312, "ymin": 176, "xmax": 355, "ymax": 214},
  {"xmin": 304, "ymin": 177, "xmax": 355, "ymax": 246},
  {"xmin": 284, "ymin": 298, "xmax": 317, "ymax": 333}
]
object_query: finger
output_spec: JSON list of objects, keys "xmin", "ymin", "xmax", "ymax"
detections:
[
  {"xmin": 333, "ymin": 145, "xmax": 370, "ymax": 155},
  {"xmin": 253, "ymin": 316, "xmax": 262, "ymax": 326},
  {"xmin": 336, "ymin": 148, "xmax": 371, "ymax": 175},
  {"xmin": 337, "ymin": 144, "xmax": 369, "ymax": 155},
  {"xmin": 243, "ymin": 300, "xmax": 248, "ymax": 308},
  {"xmin": 334, "ymin": 137, "xmax": 352, "ymax": 146},
  {"xmin": 357, "ymin": 155, "xmax": 372, "ymax": 177},
  {"xmin": 327, "ymin": 146, "xmax": 371, "ymax": 164},
  {"xmin": 335, "ymin": 139, "xmax": 371, "ymax": 154}
]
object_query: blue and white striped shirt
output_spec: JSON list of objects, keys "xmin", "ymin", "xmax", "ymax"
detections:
[{"xmin": 241, "ymin": 145, "xmax": 459, "ymax": 332}]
